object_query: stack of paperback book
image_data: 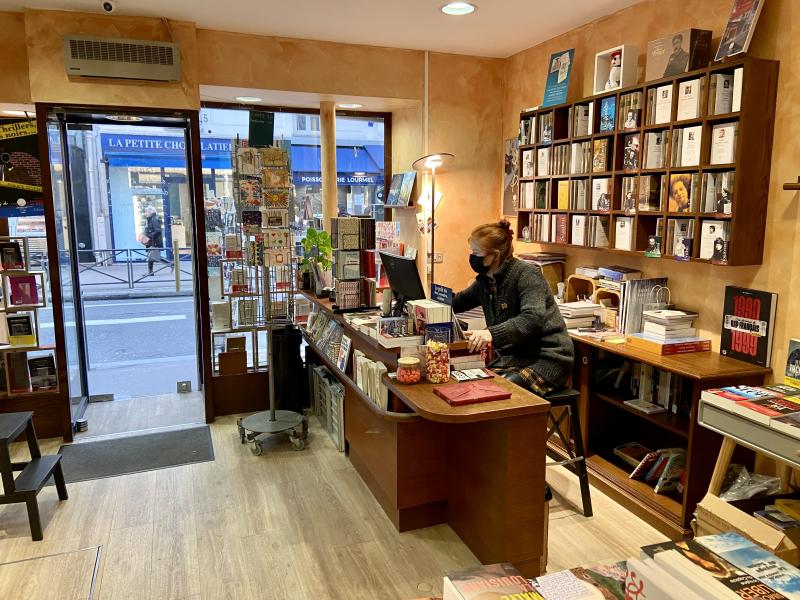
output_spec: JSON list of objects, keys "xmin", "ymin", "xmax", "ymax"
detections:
[
  {"xmin": 441, "ymin": 531, "xmax": 800, "ymax": 599},
  {"xmin": 701, "ymin": 384, "xmax": 800, "ymax": 434},
  {"xmin": 626, "ymin": 309, "xmax": 711, "ymax": 355},
  {"xmin": 558, "ymin": 300, "xmax": 599, "ymax": 329}
]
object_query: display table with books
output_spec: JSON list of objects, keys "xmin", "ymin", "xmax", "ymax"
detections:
[{"xmin": 300, "ymin": 290, "xmax": 552, "ymax": 576}]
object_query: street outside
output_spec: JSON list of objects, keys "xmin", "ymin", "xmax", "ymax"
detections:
[{"xmin": 39, "ymin": 269, "xmax": 199, "ymax": 400}]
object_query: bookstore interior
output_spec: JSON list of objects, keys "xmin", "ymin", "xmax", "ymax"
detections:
[{"xmin": 3, "ymin": 0, "xmax": 800, "ymax": 598}]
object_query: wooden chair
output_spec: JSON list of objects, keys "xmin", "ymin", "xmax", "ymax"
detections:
[{"xmin": 0, "ymin": 412, "xmax": 68, "ymax": 540}]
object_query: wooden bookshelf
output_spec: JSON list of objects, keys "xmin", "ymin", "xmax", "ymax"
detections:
[
  {"xmin": 564, "ymin": 335, "xmax": 771, "ymax": 538},
  {"xmin": 516, "ymin": 57, "xmax": 779, "ymax": 266}
]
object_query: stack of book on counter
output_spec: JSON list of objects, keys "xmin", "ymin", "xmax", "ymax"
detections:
[
  {"xmin": 408, "ymin": 299, "xmax": 455, "ymax": 343},
  {"xmin": 626, "ymin": 309, "xmax": 711, "ymax": 355},
  {"xmin": 596, "ymin": 265, "xmax": 641, "ymax": 291},
  {"xmin": 558, "ymin": 300, "xmax": 599, "ymax": 329},
  {"xmin": 441, "ymin": 531, "xmax": 800, "ymax": 599},
  {"xmin": 375, "ymin": 316, "xmax": 422, "ymax": 348},
  {"xmin": 701, "ymin": 384, "xmax": 800, "ymax": 435}
]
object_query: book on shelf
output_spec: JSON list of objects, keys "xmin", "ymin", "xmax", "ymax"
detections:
[
  {"xmin": 8, "ymin": 274, "xmax": 38, "ymax": 306},
  {"xmin": 679, "ymin": 125, "xmax": 702, "ymax": 166},
  {"xmin": 536, "ymin": 147, "xmax": 550, "ymax": 176},
  {"xmin": 28, "ymin": 355, "xmax": 56, "ymax": 390},
  {"xmin": 754, "ymin": 506, "xmax": 800, "ymax": 531},
  {"xmin": 639, "ymin": 175, "xmax": 664, "ymax": 211},
  {"xmin": 715, "ymin": 0, "xmax": 766, "ymax": 62},
  {"xmin": 0, "ymin": 241, "xmax": 24, "ymax": 271},
  {"xmin": 702, "ymin": 171, "xmax": 735, "ymax": 214},
  {"xmin": 592, "ymin": 139, "xmax": 609, "ymax": 172},
  {"xmin": 643, "ymin": 322, "xmax": 697, "ymax": 339},
  {"xmin": 521, "ymin": 149, "xmax": 535, "ymax": 177},
  {"xmin": 710, "ymin": 122, "xmax": 738, "ymax": 164},
  {"xmin": 534, "ymin": 181, "xmax": 549, "ymax": 209},
  {"xmin": 619, "ymin": 91, "xmax": 642, "ymax": 131},
  {"xmin": 614, "ymin": 217, "xmax": 634, "ymax": 251},
  {"xmin": 7, "ymin": 314, "xmax": 35, "ymax": 346},
  {"xmin": 622, "ymin": 134, "xmax": 640, "ymax": 171},
  {"xmin": 645, "ymin": 28, "xmax": 713, "ymax": 81},
  {"xmin": 621, "ymin": 177, "xmax": 638, "ymax": 212},
  {"xmin": 626, "ymin": 332, "xmax": 711, "ymax": 355},
  {"xmin": 696, "ymin": 532, "xmax": 800, "ymax": 598},
  {"xmin": 554, "ymin": 214, "xmax": 569, "ymax": 244},
  {"xmin": 644, "ymin": 131, "xmax": 667, "ymax": 169},
  {"xmin": 597, "ymin": 266, "xmax": 641, "ymax": 282},
  {"xmin": 443, "ymin": 563, "xmax": 540, "ymax": 600},
  {"xmin": 668, "ymin": 173, "xmax": 699, "ymax": 213},
  {"xmin": 709, "ymin": 73, "xmax": 734, "ymax": 115},
  {"xmin": 591, "ymin": 178, "xmax": 611, "ymax": 211},
  {"xmin": 700, "ymin": 220, "xmax": 731, "ymax": 262},
  {"xmin": 623, "ymin": 398, "xmax": 666, "ymax": 414},
  {"xmin": 644, "ymin": 230, "xmax": 662, "ymax": 258},
  {"xmin": 587, "ymin": 215, "xmax": 610, "ymax": 248},
  {"xmin": 653, "ymin": 84, "xmax": 673, "ymax": 125},
  {"xmin": 676, "ymin": 78, "xmax": 703, "ymax": 120},
  {"xmin": 599, "ymin": 97, "xmax": 616, "ymax": 132},
  {"xmin": 557, "ymin": 180, "xmax": 569, "ymax": 210},
  {"xmin": 733, "ymin": 67, "xmax": 744, "ymax": 112},
  {"xmin": 669, "ymin": 218, "xmax": 695, "ymax": 260},
  {"xmin": 520, "ymin": 181, "xmax": 534, "ymax": 209},
  {"xmin": 571, "ymin": 215, "xmax": 586, "ymax": 246},
  {"xmin": 573, "ymin": 103, "xmax": 592, "ymax": 136},
  {"xmin": 570, "ymin": 179, "xmax": 590, "ymax": 210},
  {"xmin": 720, "ymin": 285, "xmax": 778, "ymax": 368},
  {"xmin": 539, "ymin": 112, "xmax": 553, "ymax": 144},
  {"xmin": 613, "ymin": 442, "xmax": 653, "ymax": 468},
  {"xmin": 7, "ymin": 351, "xmax": 30, "ymax": 393}
]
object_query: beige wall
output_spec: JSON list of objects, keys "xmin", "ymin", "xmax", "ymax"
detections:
[
  {"xmin": 24, "ymin": 9, "xmax": 199, "ymax": 109},
  {"xmin": 503, "ymin": 0, "xmax": 800, "ymax": 381},
  {"xmin": 1, "ymin": 11, "xmax": 30, "ymax": 103}
]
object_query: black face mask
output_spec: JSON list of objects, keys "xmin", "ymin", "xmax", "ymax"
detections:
[{"xmin": 469, "ymin": 253, "xmax": 490, "ymax": 275}]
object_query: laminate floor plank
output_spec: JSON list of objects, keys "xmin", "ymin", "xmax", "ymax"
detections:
[{"xmin": 0, "ymin": 411, "xmax": 667, "ymax": 598}]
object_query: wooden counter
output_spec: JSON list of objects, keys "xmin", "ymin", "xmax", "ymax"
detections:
[{"xmin": 301, "ymin": 291, "xmax": 551, "ymax": 576}]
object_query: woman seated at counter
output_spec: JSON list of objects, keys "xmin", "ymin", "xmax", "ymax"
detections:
[{"xmin": 452, "ymin": 220, "xmax": 574, "ymax": 396}]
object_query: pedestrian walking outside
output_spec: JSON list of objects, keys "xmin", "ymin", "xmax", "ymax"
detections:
[{"xmin": 141, "ymin": 205, "xmax": 171, "ymax": 276}]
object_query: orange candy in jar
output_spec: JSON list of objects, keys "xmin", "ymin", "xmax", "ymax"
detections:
[
  {"xmin": 396, "ymin": 357, "xmax": 421, "ymax": 384},
  {"xmin": 425, "ymin": 341, "xmax": 450, "ymax": 384}
]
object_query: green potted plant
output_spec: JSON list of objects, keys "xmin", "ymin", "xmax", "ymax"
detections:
[{"xmin": 300, "ymin": 228, "xmax": 333, "ymax": 296}]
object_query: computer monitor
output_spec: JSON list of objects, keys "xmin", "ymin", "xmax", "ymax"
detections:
[{"xmin": 378, "ymin": 252, "xmax": 426, "ymax": 316}]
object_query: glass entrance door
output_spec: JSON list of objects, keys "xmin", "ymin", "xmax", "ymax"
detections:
[{"xmin": 46, "ymin": 110, "xmax": 204, "ymax": 436}]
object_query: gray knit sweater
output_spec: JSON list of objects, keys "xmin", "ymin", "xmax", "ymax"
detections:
[{"xmin": 453, "ymin": 257, "xmax": 574, "ymax": 387}]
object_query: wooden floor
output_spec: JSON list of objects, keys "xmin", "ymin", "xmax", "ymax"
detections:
[
  {"xmin": 0, "ymin": 416, "xmax": 666, "ymax": 599},
  {"xmin": 78, "ymin": 392, "xmax": 205, "ymax": 439}
]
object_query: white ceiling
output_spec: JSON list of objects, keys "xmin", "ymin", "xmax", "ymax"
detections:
[{"xmin": 0, "ymin": 0, "xmax": 644, "ymax": 58}]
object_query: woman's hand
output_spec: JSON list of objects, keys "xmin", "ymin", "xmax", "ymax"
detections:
[{"xmin": 465, "ymin": 329, "xmax": 492, "ymax": 353}]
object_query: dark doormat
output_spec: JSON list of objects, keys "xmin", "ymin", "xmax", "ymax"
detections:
[{"xmin": 55, "ymin": 425, "xmax": 214, "ymax": 484}]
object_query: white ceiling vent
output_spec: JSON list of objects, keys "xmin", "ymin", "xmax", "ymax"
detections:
[{"xmin": 63, "ymin": 35, "xmax": 181, "ymax": 82}]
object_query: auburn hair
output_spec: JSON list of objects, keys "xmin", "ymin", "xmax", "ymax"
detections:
[{"xmin": 469, "ymin": 220, "xmax": 514, "ymax": 268}]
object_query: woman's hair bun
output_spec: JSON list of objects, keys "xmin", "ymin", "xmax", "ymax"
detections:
[{"xmin": 498, "ymin": 219, "xmax": 514, "ymax": 238}]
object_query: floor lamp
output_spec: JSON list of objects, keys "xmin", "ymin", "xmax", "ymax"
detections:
[{"xmin": 412, "ymin": 152, "xmax": 454, "ymax": 284}]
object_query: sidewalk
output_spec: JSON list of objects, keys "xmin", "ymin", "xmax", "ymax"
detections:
[{"xmin": 73, "ymin": 260, "xmax": 195, "ymax": 301}]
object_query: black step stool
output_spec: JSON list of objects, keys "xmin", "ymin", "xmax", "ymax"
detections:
[
  {"xmin": 0, "ymin": 412, "xmax": 68, "ymax": 540},
  {"xmin": 544, "ymin": 388, "xmax": 593, "ymax": 517}
]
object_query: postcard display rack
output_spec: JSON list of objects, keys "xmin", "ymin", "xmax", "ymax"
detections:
[
  {"xmin": 516, "ymin": 57, "xmax": 779, "ymax": 266},
  {"xmin": 220, "ymin": 143, "xmax": 307, "ymax": 453},
  {"xmin": 0, "ymin": 237, "xmax": 56, "ymax": 396}
]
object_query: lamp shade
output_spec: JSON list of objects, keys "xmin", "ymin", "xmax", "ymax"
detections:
[{"xmin": 412, "ymin": 152, "xmax": 455, "ymax": 172}]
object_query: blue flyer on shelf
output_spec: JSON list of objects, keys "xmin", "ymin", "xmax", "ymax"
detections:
[
  {"xmin": 431, "ymin": 283, "xmax": 453, "ymax": 305},
  {"xmin": 542, "ymin": 49, "xmax": 574, "ymax": 107}
]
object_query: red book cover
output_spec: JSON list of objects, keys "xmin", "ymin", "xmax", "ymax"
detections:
[
  {"xmin": 433, "ymin": 381, "xmax": 512, "ymax": 406},
  {"xmin": 555, "ymin": 214, "xmax": 569, "ymax": 244},
  {"xmin": 660, "ymin": 340, "xmax": 712, "ymax": 355},
  {"xmin": 737, "ymin": 397, "xmax": 800, "ymax": 418},
  {"xmin": 9, "ymin": 275, "xmax": 38, "ymax": 306}
]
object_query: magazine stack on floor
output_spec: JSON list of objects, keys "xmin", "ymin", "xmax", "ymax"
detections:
[{"xmin": 438, "ymin": 531, "xmax": 800, "ymax": 599}]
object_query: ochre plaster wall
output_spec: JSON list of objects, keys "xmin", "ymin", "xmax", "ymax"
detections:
[
  {"xmin": 503, "ymin": 0, "xmax": 800, "ymax": 381},
  {"xmin": 24, "ymin": 9, "xmax": 199, "ymax": 109},
  {"xmin": 0, "ymin": 11, "xmax": 30, "ymax": 103}
]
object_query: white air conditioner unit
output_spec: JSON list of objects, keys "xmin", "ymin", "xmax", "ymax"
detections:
[{"xmin": 63, "ymin": 35, "xmax": 181, "ymax": 82}]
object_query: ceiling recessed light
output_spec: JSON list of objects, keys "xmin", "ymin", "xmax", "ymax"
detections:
[
  {"xmin": 441, "ymin": 2, "xmax": 476, "ymax": 15},
  {"xmin": 353, "ymin": 172, "xmax": 366, "ymax": 177},
  {"xmin": 106, "ymin": 115, "xmax": 143, "ymax": 122},
  {"xmin": 338, "ymin": 103, "xmax": 363, "ymax": 109},
  {"xmin": 3, "ymin": 110, "xmax": 30, "ymax": 116},
  {"xmin": 235, "ymin": 96, "xmax": 263, "ymax": 103}
]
